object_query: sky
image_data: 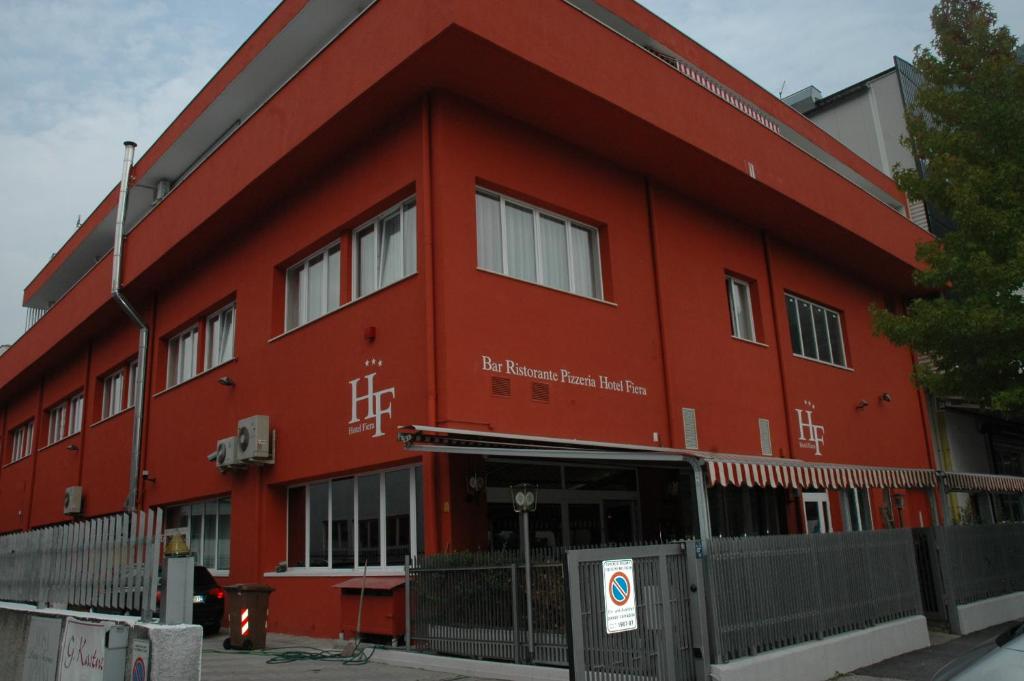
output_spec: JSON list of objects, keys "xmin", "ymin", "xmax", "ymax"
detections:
[{"xmin": 0, "ymin": 0, "xmax": 1021, "ymax": 346}]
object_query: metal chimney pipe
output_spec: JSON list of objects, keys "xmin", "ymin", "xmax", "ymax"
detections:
[{"xmin": 111, "ymin": 141, "xmax": 149, "ymax": 512}]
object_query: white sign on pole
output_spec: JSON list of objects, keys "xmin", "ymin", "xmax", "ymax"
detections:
[
  {"xmin": 57, "ymin": 618, "xmax": 107, "ymax": 681},
  {"xmin": 602, "ymin": 558, "xmax": 637, "ymax": 634},
  {"xmin": 22, "ymin": 616, "xmax": 63, "ymax": 681}
]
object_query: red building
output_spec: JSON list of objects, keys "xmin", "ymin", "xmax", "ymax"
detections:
[{"xmin": 0, "ymin": 0, "xmax": 938, "ymax": 637}]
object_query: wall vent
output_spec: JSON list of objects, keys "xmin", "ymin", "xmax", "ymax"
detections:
[
  {"xmin": 491, "ymin": 376, "xmax": 512, "ymax": 398},
  {"xmin": 758, "ymin": 418, "xmax": 773, "ymax": 456},
  {"xmin": 531, "ymin": 382, "xmax": 550, "ymax": 402},
  {"xmin": 681, "ymin": 408, "xmax": 699, "ymax": 450}
]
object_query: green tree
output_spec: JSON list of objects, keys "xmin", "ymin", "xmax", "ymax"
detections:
[{"xmin": 873, "ymin": 0, "xmax": 1024, "ymax": 413}]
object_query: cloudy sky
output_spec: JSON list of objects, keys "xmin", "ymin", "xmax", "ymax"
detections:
[{"xmin": 0, "ymin": 0, "xmax": 1021, "ymax": 345}]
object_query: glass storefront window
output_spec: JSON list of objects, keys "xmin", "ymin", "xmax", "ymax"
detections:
[{"xmin": 166, "ymin": 496, "xmax": 231, "ymax": 571}]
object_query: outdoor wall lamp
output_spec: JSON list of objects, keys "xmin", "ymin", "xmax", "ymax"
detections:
[
  {"xmin": 880, "ymin": 393, "xmax": 893, "ymax": 403},
  {"xmin": 856, "ymin": 400, "xmax": 870, "ymax": 410},
  {"xmin": 217, "ymin": 376, "xmax": 235, "ymax": 387},
  {"xmin": 466, "ymin": 472, "xmax": 486, "ymax": 501},
  {"xmin": 66, "ymin": 444, "xmax": 79, "ymax": 451}
]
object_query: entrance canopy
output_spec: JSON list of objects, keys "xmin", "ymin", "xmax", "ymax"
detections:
[
  {"xmin": 941, "ymin": 471, "xmax": 1024, "ymax": 494},
  {"xmin": 398, "ymin": 425, "xmax": 938, "ymax": 490}
]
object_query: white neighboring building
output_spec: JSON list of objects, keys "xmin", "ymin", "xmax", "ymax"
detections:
[{"xmin": 785, "ymin": 58, "xmax": 1024, "ymax": 524}]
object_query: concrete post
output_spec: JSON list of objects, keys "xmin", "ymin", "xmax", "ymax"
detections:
[{"xmin": 161, "ymin": 555, "xmax": 194, "ymax": 625}]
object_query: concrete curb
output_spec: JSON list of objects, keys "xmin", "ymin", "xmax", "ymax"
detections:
[{"xmin": 369, "ymin": 648, "xmax": 570, "ymax": 681}]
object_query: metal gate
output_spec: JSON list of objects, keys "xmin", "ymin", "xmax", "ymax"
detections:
[{"xmin": 564, "ymin": 543, "xmax": 708, "ymax": 681}]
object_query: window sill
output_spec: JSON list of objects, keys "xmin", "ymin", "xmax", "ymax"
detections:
[
  {"xmin": 791, "ymin": 353, "xmax": 854, "ymax": 372},
  {"xmin": 91, "ymin": 407, "xmax": 134, "ymax": 429},
  {"xmin": 263, "ymin": 567, "xmax": 407, "ymax": 578},
  {"xmin": 152, "ymin": 357, "xmax": 239, "ymax": 399},
  {"xmin": 476, "ymin": 267, "xmax": 615, "ymax": 307},
  {"xmin": 731, "ymin": 335, "xmax": 769, "ymax": 348},
  {"xmin": 268, "ymin": 272, "xmax": 418, "ymax": 345},
  {"xmin": 1, "ymin": 454, "xmax": 32, "ymax": 469},
  {"xmin": 37, "ymin": 432, "xmax": 82, "ymax": 454}
]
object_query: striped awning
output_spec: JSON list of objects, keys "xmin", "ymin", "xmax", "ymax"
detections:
[
  {"xmin": 704, "ymin": 455, "xmax": 936, "ymax": 490},
  {"xmin": 941, "ymin": 472, "xmax": 1024, "ymax": 494}
]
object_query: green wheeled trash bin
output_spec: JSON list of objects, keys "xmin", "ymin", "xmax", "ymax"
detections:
[{"xmin": 223, "ymin": 583, "xmax": 275, "ymax": 650}]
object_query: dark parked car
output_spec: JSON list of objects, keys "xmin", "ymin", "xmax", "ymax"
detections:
[
  {"xmin": 156, "ymin": 565, "xmax": 225, "ymax": 635},
  {"xmin": 932, "ymin": 621, "xmax": 1024, "ymax": 680}
]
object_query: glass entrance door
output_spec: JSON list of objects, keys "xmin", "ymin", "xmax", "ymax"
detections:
[
  {"xmin": 603, "ymin": 501, "xmax": 637, "ymax": 544},
  {"xmin": 802, "ymin": 491, "xmax": 832, "ymax": 534}
]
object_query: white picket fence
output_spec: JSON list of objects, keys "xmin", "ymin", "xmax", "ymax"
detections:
[{"xmin": 0, "ymin": 509, "xmax": 163, "ymax": 618}]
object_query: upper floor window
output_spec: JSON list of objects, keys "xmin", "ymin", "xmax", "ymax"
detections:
[
  {"xmin": 475, "ymin": 190, "xmax": 603, "ymax": 300},
  {"xmin": 167, "ymin": 325, "xmax": 199, "ymax": 388},
  {"xmin": 785, "ymin": 293, "xmax": 847, "ymax": 368},
  {"xmin": 47, "ymin": 393, "xmax": 84, "ymax": 445},
  {"xmin": 206, "ymin": 304, "xmax": 235, "ymax": 369},
  {"xmin": 9, "ymin": 421, "xmax": 34, "ymax": 463},
  {"xmin": 102, "ymin": 369, "xmax": 125, "ymax": 420},
  {"xmin": 726, "ymin": 276, "xmax": 757, "ymax": 342},
  {"xmin": 125, "ymin": 360, "xmax": 139, "ymax": 409},
  {"xmin": 285, "ymin": 242, "xmax": 340, "ymax": 331},
  {"xmin": 353, "ymin": 199, "xmax": 417, "ymax": 299}
]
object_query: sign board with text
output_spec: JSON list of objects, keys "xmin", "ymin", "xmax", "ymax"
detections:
[
  {"xmin": 57, "ymin": 619, "xmax": 106, "ymax": 681},
  {"xmin": 22, "ymin": 616, "xmax": 63, "ymax": 681},
  {"xmin": 602, "ymin": 558, "xmax": 637, "ymax": 634}
]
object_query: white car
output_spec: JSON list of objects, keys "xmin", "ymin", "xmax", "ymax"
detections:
[{"xmin": 932, "ymin": 622, "xmax": 1024, "ymax": 680}]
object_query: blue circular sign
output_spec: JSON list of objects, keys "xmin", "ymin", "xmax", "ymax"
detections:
[{"xmin": 131, "ymin": 658, "xmax": 146, "ymax": 681}]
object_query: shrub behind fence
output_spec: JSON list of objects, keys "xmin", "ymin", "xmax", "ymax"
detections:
[{"xmin": 705, "ymin": 530, "xmax": 922, "ymax": 663}]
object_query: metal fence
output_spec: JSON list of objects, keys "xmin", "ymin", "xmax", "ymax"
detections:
[
  {"xmin": 705, "ymin": 530, "xmax": 922, "ymax": 663},
  {"xmin": 407, "ymin": 548, "xmax": 568, "ymax": 666},
  {"xmin": 930, "ymin": 523, "xmax": 1024, "ymax": 606},
  {"xmin": 0, "ymin": 509, "xmax": 163, "ymax": 618}
]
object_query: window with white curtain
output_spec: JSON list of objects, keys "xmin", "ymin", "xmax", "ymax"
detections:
[
  {"xmin": 475, "ymin": 189, "xmax": 603, "ymax": 299},
  {"xmin": 125, "ymin": 360, "xmax": 138, "ymax": 409},
  {"xmin": 785, "ymin": 293, "xmax": 847, "ymax": 368},
  {"xmin": 102, "ymin": 369, "xmax": 125, "ymax": 419},
  {"xmin": 205, "ymin": 303, "xmax": 236, "ymax": 369},
  {"xmin": 47, "ymin": 402, "xmax": 67, "ymax": 445},
  {"xmin": 285, "ymin": 242, "xmax": 341, "ymax": 331},
  {"xmin": 68, "ymin": 393, "xmax": 84, "ymax": 435},
  {"xmin": 9, "ymin": 421, "xmax": 33, "ymax": 463},
  {"xmin": 167, "ymin": 325, "xmax": 199, "ymax": 388},
  {"xmin": 352, "ymin": 198, "xmax": 417, "ymax": 300},
  {"xmin": 726, "ymin": 276, "xmax": 757, "ymax": 342}
]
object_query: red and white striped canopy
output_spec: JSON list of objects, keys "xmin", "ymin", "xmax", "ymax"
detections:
[
  {"xmin": 704, "ymin": 456, "xmax": 936, "ymax": 490},
  {"xmin": 942, "ymin": 472, "xmax": 1024, "ymax": 494}
]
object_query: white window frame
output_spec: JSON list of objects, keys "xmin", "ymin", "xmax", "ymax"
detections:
[
  {"xmin": 166, "ymin": 496, "xmax": 231, "ymax": 573},
  {"xmin": 125, "ymin": 360, "xmax": 138, "ymax": 409},
  {"xmin": 475, "ymin": 189, "xmax": 604, "ymax": 300},
  {"xmin": 352, "ymin": 198, "xmax": 417, "ymax": 300},
  {"xmin": 205, "ymin": 303, "xmax": 236, "ymax": 370},
  {"xmin": 801, "ymin": 490, "xmax": 833, "ymax": 534},
  {"xmin": 47, "ymin": 401, "xmax": 67, "ymax": 445},
  {"xmin": 288, "ymin": 464, "xmax": 421, "ymax": 571},
  {"xmin": 101, "ymin": 369, "xmax": 125, "ymax": 419},
  {"xmin": 68, "ymin": 393, "xmax": 84, "ymax": 436},
  {"xmin": 726, "ymin": 275, "xmax": 757, "ymax": 342},
  {"xmin": 285, "ymin": 241, "xmax": 341, "ymax": 331},
  {"xmin": 167, "ymin": 325, "xmax": 199, "ymax": 388},
  {"xmin": 9, "ymin": 421, "xmax": 34, "ymax": 463},
  {"xmin": 785, "ymin": 293, "xmax": 848, "ymax": 368}
]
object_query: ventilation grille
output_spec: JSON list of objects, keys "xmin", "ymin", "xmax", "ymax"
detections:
[
  {"xmin": 681, "ymin": 408, "xmax": 699, "ymax": 450},
  {"xmin": 490, "ymin": 376, "xmax": 512, "ymax": 398},
  {"xmin": 531, "ymin": 382, "xmax": 550, "ymax": 403},
  {"xmin": 758, "ymin": 418, "xmax": 773, "ymax": 456}
]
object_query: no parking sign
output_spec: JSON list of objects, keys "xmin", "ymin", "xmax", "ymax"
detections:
[
  {"xmin": 602, "ymin": 558, "xmax": 637, "ymax": 634},
  {"xmin": 130, "ymin": 640, "xmax": 149, "ymax": 681}
]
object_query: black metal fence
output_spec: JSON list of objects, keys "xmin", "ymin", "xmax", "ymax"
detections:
[
  {"xmin": 937, "ymin": 523, "xmax": 1024, "ymax": 605},
  {"xmin": 407, "ymin": 549, "xmax": 568, "ymax": 666},
  {"xmin": 704, "ymin": 530, "xmax": 922, "ymax": 663}
]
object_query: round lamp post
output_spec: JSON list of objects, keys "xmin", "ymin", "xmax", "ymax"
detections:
[{"xmin": 510, "ymin": 484, "xmax": 538, "ymax": 660}]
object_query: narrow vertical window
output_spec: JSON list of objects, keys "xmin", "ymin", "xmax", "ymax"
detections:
[
  {"xmin": 726, "ymin": 276, "xmax": 756, "ymax": 342},
  {"xmin": 205, "ymin": 303, "xmax": 236, "ymax": 369},
  {"xmin": 10, "ymin": 421, "xmax": 34, "ymax": 463},
  {"xmin": 125, "ymin": 360, "xmax": 138, "ymax": 409},
  {"xmin": 48, "ymin": 402, "xmax": 67, "ymax": 445},
  {"xmin": 352, "ymin": 198, "xmax": 417, "ymax": 300},
  {"xmin": 285, "ymin": 242, "xmax": 341, "ymax": 331},
  {"xmin": 167, "ymin": 325, "xmax": 199, "ymax": 387},
  {"xmin": 68, "ymin": 393, "xmax": 84, "ymax": 436},
  {"xmin": 475, "ymin": 191, "xmax": 503, "ymax": 272},
  {"xmin": 102, "ymin": 369, "xmax": 125, "ymax": 419}
]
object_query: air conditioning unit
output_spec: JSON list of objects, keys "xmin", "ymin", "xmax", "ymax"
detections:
[
  {"xmin": 63, "ymin": 486, "xmax": 83, "ymax": 515},
  {"xmin": 237, "ymin": 415, "xmax": 273, "ymax": 465},
  {"xmin": 212, "ymin": 436, "xmax": 240, "ymax": 472}
]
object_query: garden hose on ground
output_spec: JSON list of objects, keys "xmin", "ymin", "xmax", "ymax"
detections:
[{"xmin": 209, "ymin": 644, "xmax": 375, "ymax": 665}]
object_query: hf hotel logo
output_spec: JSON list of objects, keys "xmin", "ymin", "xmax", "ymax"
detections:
[
  {"xmin": 348, "ymin": 359, "xmax": 396, "ymax": 438},
  {"xmin": 795, "ymin": 400, "xmax": 825, "ymax": 456}
]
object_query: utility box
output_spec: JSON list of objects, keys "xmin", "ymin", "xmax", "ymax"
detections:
[
  {"xmin": 224, "ymin": 583, "xmax": 274, "ymax": 650},
  {"xmin": 335, "ymin": 576, "xmax": 406, "ymax": 641}
]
